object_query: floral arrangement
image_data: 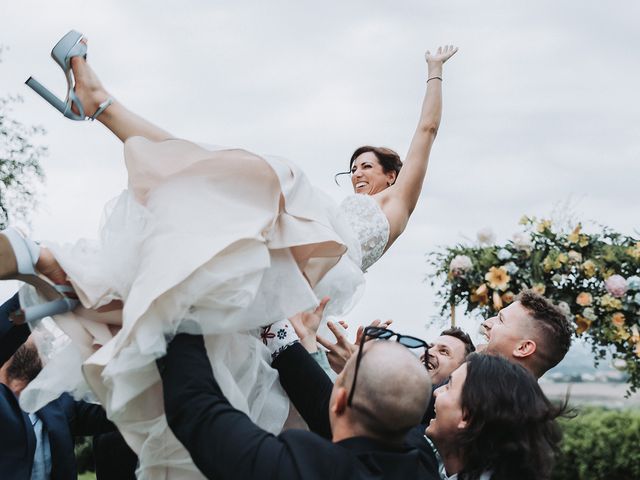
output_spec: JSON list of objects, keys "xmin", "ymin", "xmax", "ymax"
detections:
[{"xmin": 428, "ymin": 216, "xmax": 640, "ymax": 392}]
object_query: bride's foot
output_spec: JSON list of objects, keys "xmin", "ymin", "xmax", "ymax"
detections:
[
  {"xmin": 36, "ymin": 247, "xmax": 71, "ymax": 287},
  {"xmin": 69, "ymin": 40, "xmax": 114, "ymax": 119},
  {"xmin": 0, "ymin": 229, "xmax": 77, "ymax": 323}
]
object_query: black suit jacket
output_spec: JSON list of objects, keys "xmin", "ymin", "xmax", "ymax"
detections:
[
  {"xmin": 159, "ymin": 334, "xmax": 440, "ymax": 480},
  {"xmin": 0, "ymin": 294, "xmax": 117, "ymax": 480}
]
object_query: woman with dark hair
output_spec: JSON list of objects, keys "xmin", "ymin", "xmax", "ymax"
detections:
[
  {"xmin": 426, "ymin": 353, "xmax": 564, "ymax": 480},
  {"xmin": 3, "ymin": 31, "xmax": 456, "ymax": 477}
]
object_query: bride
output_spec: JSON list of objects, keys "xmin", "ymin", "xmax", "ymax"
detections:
[{"xmin": 6, "ymin": 31, "xmax": 457, "ymax": 478}]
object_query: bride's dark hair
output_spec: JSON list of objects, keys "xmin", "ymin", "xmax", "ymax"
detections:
[{"xmin": 334, "ymin": 146, "xmax": 403, "ymax": 185}]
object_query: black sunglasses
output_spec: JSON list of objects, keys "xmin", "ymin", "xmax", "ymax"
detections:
[{"xmin": 347, "ymin": 326, "xmax": 429, "ymax": 406}]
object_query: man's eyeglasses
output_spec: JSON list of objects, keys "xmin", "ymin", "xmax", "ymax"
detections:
[{"xmin": 347, "ymin": 326, "xmax": 429, "ymax": 406}]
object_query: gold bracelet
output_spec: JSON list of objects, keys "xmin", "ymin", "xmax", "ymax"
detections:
[{"xmin": 427, "ymin": 76, "xmax": 443, "ymax": 83}]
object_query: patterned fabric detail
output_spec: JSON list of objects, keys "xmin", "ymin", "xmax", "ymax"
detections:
[
  {"xmin": 340, "ymin": 195, "xmax": 390, "ymax": 272},
  {"xmin": 261, "ymin": 320, "xmax": 300, "ymax": 361}
]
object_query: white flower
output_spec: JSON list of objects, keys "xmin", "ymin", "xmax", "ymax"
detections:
[
  {"xmin": 477, "ymin": 227, "xmax": 496, "ymax": 246},
  {"xmin": 583, "ymin": 307, "xmax": 597, "ymax": 321},
  {"xmin": 497, "ymin": 248, "xmax": 512, "ymax": 261},
  {"xmin": 504, "ymin": 262, "xmax": 519, "ymax": 275},
  {"xmin": 634, "ymin": 293, "xmax": 640, "ymax": 305},
  {"xmin": 627, "ymin": 275, "xmax": 640, "ymax": 291},
  {"xmin": 512, "ymin": 232, "xmax": 533, "ymax": 251},
  {"xmin": 449, "ymin": 255, "xmax": 473, "ymax": 273},
  {"xmin": 557, "ymin": 301, "xmax": 571, "ymax": 317},
  {"xmin": 551, "ymin": 274, "xmax": 562, "ymax": 283}
]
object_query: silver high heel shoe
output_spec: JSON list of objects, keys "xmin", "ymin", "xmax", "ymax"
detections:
[
  {"xmin": 0, "ymin": 228, "xmax": 78, "ymax": 324},
  {"xmin": 25, "ymin": 30, "xmax": 113, "ymax": 121}
]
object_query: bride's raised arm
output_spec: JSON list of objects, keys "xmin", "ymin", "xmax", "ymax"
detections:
[{"xmin": 378, "ymin": 45, "xmax": 457, "ymax": 248}]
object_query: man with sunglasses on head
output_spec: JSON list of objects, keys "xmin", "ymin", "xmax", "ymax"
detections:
[{"xmin": 157, "ymin": 317, "xmax": 441, "ymax": 479}]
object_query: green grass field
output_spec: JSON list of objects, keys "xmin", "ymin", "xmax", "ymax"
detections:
[{"xmin": 78, "ymin": 472, "xmax": 96, "ymax": 480}]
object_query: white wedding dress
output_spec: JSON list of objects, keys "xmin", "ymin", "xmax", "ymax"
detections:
[{"xmin": 19, "ymin": 137, "xmax": 390, "ymax": 479}]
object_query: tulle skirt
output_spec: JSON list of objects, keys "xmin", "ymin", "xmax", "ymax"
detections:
[{"xmin": 19, "ymin": 137, "xmax": 365, "ymax": 479}]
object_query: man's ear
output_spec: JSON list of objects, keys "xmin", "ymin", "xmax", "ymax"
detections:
[
  {"xmin": 513, "ymin": 339, "xmax": 537, "ymax": 359},
  {"xmin": 331, "ymin": 387, "xmax": 348, "ymax": 416}
]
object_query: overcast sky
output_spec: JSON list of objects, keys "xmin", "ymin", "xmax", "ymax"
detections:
[{"xmin": 1, "ymin": 1, "xmax": 638, "ymax": 343}]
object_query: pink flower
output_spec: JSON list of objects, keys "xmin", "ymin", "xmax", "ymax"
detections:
[{"xmin": 605, "ymin": 275, "xmax": 628, "ymax": 298}]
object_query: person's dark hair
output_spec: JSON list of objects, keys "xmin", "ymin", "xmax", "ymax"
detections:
[
  {"xmin": 334, "ymin": 146, "xmax": 402, "ymax": 185},
  {"xmin": 517, "ymin": 290, "xmax": 573, "ymax": 376},
  {"xmin": 6, "ymin": 343, "xmax": 42, "ymax": 384},
  {"xmin": 457, "ymin": 354, "xmax": 565, "ymax": 480},
  {"xmin": 440, "ymin": 326, "xmax": 475, "ymax": 357}
]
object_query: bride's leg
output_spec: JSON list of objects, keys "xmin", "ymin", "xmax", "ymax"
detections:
[{"xmin": 71, "ymin": 41, "xmax": 173, "ymax": 143}]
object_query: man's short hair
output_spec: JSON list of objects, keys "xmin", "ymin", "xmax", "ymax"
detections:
[
  {"xmin": 517, "ymin": 290, "xmax": 572, "ymax": 375},
  {"xmin": 439, "ymin": 326, "xmax": 475, "ymax": 357},
  {"xmin": 6, "ymin": 343, "xmax": 42, "ymax": 384}
]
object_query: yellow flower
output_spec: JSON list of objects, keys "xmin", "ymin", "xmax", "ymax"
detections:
[
  {"xmin": 567, "ymin": 224, "xmax": 582, "ymax": 243},
  {"xmin": 470, "ymin": 284, "xmax": 489, "ymax": 305},
  {"xmin": 536, "ymin": 219, "xmax": 552, "ymax": 233},
  {"xmin": 576, "ymin": 292, "xmax": 593, "ymax": 307},
  {"xmin": 492, "ymin": 291, "xmax": 503, "ymax": 310},
  {"xmin": 543, "ymin": 252, "xmax": 567, "ymax": 272},
  {"xmin": 611, "ymin": 312, "xmax": 626, "ymax": 327},
  {"xmin": 501, "ymin": 291, "xmax": 516, "ymax": 305},
  {"xmin": 631, "ymin": 325, "xmax": 640, "ymax": 344},
  {"xmin": 581, "ymin": 260, "xmax": 596, "ymax": 278},
  {"xmin": 532, "ymin": 283, "xmax": 546, "ymax": 295},
  {"xmin": 578, "ymin": 235, "xmax": 590, "ymax": 248},
  {"xmin": 600, "ymin": 294, "xmax": 623, "ymax": 310},
  {"xmin": 636, "ymin": 342, "xmax": 640, "ymax": 358},
  {"xmin": 519, "ymin": 215, "xmax": 531, "ymax": 225},
  {"xmin": 615, "ymin": 326, "xmax": 630, "ymax": 342},
  {"xmin": 484, "ymin": 267, "xmax": 511, "ymax": 291},
  {"xmin": 627, "ymin": 242, "xmax": 640, "ymax": 260},
  {"xmin": 575, "ymin": 315, "xmax": 591, "ymax": 335}
]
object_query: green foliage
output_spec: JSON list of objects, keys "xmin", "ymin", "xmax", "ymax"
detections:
[
  {"xmin": 75, "ymin": 436, "xmax": 95, "ymax": 474},
  {"xmin": 0, "ymin": 49, "xmax": 46, "ymax": 229},
  {"xmin": 428, "ymin": 217, "xmax": 640, "ymax": 393},
  {"xmin": 554, "ymin": 408, "xmax": 640, "ymax": 479}
]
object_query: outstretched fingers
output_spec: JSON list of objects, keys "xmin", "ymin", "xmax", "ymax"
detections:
[
  {"xmin": 425, "ymin": 44, "xmax": 459, "ymax": 63},
  {"xmin": 314, "ymin": 296, "xmax": 330, "ymax": 316}
]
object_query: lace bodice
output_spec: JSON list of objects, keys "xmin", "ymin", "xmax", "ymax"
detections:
[{"xmin": 340, "ymin": 194, "xmax": 390, "ymax": 272}]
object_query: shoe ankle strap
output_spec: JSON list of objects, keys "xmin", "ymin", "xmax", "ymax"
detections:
[{"xmin": 89, "ymin": 97, "xmax": 114, "ymax": 121}]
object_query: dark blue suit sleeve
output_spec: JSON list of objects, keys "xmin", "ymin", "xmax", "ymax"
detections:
[
  {"xmin": 57, "ymin": 395, "xmax": 117, "ymax": 436},
  {"xmin": 0, "ymin": 293, "xmax": 30, "ymax": 365},
  {"xmin": 272, "ymin": 343, "xmax": 333, "ymax": 439},
  {"xmin": 158, "ymin": 334, "xmax": 299, "ymax": 480}
]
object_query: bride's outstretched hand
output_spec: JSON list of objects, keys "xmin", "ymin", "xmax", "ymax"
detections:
[{"xmin": 425, "ymin": 45, "xmax": 458, "ymax": 64}]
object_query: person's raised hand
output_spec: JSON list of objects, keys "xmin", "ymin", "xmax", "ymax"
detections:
[
  {"xmin": 425, "ymin": 45, "xmax": 458, "ymax": 64},
  {"xmin": 316, "ymin": 320, "xmax": 357, "ymax": 374},
  {"xmin": 288, "ymin": 297, "xmax": 330, "ymax": 353},
  {"xmin": 354, "ymin": 318, "xmax": 393, "ymax": 346}
]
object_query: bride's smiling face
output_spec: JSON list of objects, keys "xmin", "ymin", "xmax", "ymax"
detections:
[{"xmin": 350, "ymin": 152, "xmax": 397, "ymax": 195}]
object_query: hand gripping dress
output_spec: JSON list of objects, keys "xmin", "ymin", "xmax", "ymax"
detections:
[{"xmin": 18, "ymin": 137, "xmax": 390, "ymax": 479}]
